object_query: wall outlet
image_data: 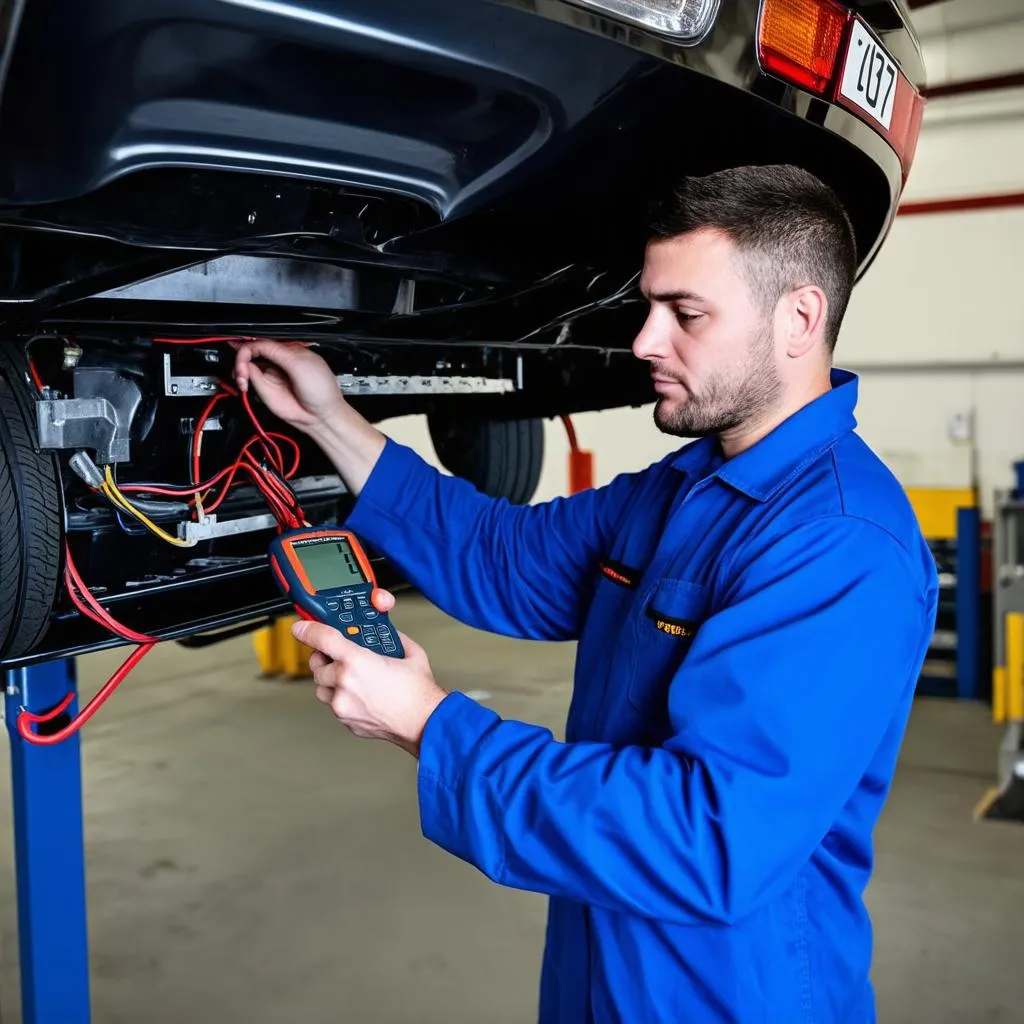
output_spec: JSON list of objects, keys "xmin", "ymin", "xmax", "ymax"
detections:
[{"xmin": 947, "ymin": 410, "xmax": 974, "ymax": 444}]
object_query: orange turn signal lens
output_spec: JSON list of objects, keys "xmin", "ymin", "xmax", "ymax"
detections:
[{"xmin": 758, "ymin": 0, "xmax": 850, "ymax": 95}]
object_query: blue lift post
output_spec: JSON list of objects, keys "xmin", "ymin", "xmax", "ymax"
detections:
[
  {"xmin": 955, "ymin": 506, "xmax": 982, "ymax": 701},
  {"xmin": 4, "ymin": 657, "xmax": 91, "ymax": 1023}
]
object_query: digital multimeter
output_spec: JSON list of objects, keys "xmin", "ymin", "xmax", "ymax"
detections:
[{"xmin": 268, "ymin": 528, "xmax": 404, "ymax": 658}]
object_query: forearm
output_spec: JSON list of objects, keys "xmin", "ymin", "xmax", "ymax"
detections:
[
  {"xmin": 418, "ymin": 695, "xmax": 741, "ymax": 925},
  {"xmin": 307, "ymin": 403, "xmax": 387, "ymax": 497}
]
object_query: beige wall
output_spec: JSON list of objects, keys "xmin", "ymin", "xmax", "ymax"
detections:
[
  {"xmin": 382, "ymin": 1, "xmax": 1024, "ymax": 516},
  {"xmin": 842, "ymin": 0, "xmax": 1024, "ymax": 514}
]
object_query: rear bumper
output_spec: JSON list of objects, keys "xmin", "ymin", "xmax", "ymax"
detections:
[{"xmin": 0, "ymin": 0, "xmax": 920, "ymax": 292}]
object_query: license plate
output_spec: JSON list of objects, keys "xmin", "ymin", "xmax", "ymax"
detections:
[{"xmin": 839, "ymin": 20, "xmax": 898, "ymax": 131}]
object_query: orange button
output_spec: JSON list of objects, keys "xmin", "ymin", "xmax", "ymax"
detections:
[{"xmin": 346, "ymin": 626, "xmax": 360, "ymax": 636}]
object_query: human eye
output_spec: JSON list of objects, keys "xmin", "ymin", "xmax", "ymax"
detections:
[{"xmin": 675, "ymin": 309, "xmax": 703, "ymax": 326}]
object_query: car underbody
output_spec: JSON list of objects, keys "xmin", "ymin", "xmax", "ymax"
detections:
[{"xmin": 0, "ymin": 0, "xmax": 925, "ymax": 665}]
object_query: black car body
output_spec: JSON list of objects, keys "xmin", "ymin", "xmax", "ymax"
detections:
[{"xmin": 0, "ymin": 0, "xmax": 925, "ymax": 665}]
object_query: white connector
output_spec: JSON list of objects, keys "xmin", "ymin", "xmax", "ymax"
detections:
[{"xmin": 68, "ymin": 451, "xmax": 105, "ymax": 489}]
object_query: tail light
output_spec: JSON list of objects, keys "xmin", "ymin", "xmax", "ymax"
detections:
[
  {"xmin": 758, "ymin": 0, "xmax": 850, "ymax": 94},
  {"xmin": 570, "ymin": 0, "xmax": 721, "ymax": 42},
  {"xmin": 758, "ymin": 0, "xmax": 925, "ymax": 180}
]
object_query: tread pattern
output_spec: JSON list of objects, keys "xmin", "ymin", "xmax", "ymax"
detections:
[
  {"xmin": 0, "ymin": 352, "xmax": 62, "ymax": 659},
  {"xmin": 428, "ymin": 415, "xmax": 544, "ymax": 505}
]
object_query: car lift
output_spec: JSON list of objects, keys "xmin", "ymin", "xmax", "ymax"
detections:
[{"xmin": 4, "ymin": 657, "xmax": 91, "ymax": 1023}]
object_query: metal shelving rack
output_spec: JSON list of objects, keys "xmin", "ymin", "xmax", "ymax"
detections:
[{"xmin": 982, "ymin": 492, "xmax": 1024, "ymax": 819}]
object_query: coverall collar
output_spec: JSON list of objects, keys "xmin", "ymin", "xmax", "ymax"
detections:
[{"xmin": 670, "ymin": 368, "xmax": 859, "ymax": 501}]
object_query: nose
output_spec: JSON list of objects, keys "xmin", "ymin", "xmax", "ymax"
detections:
[{"xmin": 631, "ymin": 307, "xmax": 672, "ymax": 362}]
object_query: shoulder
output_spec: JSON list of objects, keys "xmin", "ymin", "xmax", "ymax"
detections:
[{"xmin": 733, "ymin": 434, "xmax": 937, "ymax": 598}]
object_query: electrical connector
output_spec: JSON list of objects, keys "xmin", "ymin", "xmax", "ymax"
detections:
[{"xmin": 68, "ymin": 451, "xmax": 105, "ymax": 489}]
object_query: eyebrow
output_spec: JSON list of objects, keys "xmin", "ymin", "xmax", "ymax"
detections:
[{"xmin": 642, "ymin": 288, "xmax": 709, "ymax": 304}]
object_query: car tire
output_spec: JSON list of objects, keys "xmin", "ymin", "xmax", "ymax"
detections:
[
  {"xmin": 427, "ymin": 414, "xmax": 544, "ymax": 505},
  {"xmin": 0, "ymin": 351, "xmax": 62, "ymax": 659}
]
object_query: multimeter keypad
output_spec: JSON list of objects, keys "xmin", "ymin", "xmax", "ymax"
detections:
[
  {"xmin": 377, "ymin": 624, "xmax": 397, "ymax": 654},
  {"xmin": 330, "ymin": 592, "xmax": 392, "ymax": 651}
]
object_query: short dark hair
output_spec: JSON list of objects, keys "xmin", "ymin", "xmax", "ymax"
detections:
[{"xmin": 648, "ymin": 165, "xmax": 857, "ymax": 352}]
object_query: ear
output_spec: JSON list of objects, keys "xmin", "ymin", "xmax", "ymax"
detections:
[{"xmin": 779, "ymin": 285, "xmax": 828, "ymax": 359}]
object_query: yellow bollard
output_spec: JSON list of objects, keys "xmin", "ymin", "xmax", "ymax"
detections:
[
  {"xmin": 252, "ymin": 614, "xmax": 314, "ymax": 678},
  {"xmin": 993, "ymin": 666, "xmax": 1008, "ymax": 724},
  {"xmin": 1007, "ymin": 613, "xmax": 1024, "ymax": 722}
]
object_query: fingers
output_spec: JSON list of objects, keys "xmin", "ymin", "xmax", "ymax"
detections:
[
  {"xmin": 309, "ymin": 650, "xmax": 331, "ymax": 673},
  {"xmin": 292, "ymin": 619, "xmax": 370, "ymax": 663},
  {"xmin": 371, "ymin": 588, "xmax": 396, "ymax": 613},
  {"xmin": 234, "ymin": 339, "xmax": 312, "ymax": 393}
]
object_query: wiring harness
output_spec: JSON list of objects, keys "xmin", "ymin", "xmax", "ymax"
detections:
[{"xmin": 18, "ymin": 337, "xmax": 311, "ymax": 745}]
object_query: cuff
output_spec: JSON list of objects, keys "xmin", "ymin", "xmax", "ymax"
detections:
[{"xmin": 417, "ymin": 692, "xmax": 503, "ymax": 865}]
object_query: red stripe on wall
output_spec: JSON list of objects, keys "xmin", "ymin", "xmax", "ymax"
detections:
[
  {"xmin": 923, "ymin": 72, "xmax": 1024, "ymax": 101},
  {"xmin": 898, "ymin": 192, "xmax": 1024, "ymax": 216}
]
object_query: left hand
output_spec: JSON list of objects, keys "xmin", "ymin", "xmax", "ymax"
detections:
[{"xmin": 291, "ymin": 607, "xmax": 448, "ymax": 758}]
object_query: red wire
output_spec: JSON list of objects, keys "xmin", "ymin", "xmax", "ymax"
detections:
[
  {"xmin": 17, "ymin": 643, "xmax": 155, "ymax": 745},
  {"xmin": 18, "ymin": 370, "xmax": 309, "ymax": 744},
  {"xmin": 16, "ymin": 546, "xmax": 158, "ymax": 744},
  {"xmin": 118, "ymin": 465, "xmax": 236, "ymax": 498},
  {"xmin": 153, "ymin": 335, "xmax": 267, "ymax": 345},
  {"xmin": 242, "ymin": 389, "xmax": 284, "ymax": 473},
  {"xmin": 152, "ymin": 335, "xmax": 311, "ymax": 348},
  {"xmin": 268, "ymin": 432, "xmax": 301, "ymax": 477},
  {"xmin": 63, "ymin": 547, "xmax": 156, "ymax": 644},
  {"xmin": 28, "ymin": 360, "xmax": 44, "ymax": 392},
  {"xmin": 246, "ymin": 464, "xmax": 299, "ymax": 527},
  {"xmin": 192, "ymin": 391, "xmax": 230, "ymax": 486},
  {"xmin": 560, "ymin": 414, "xmax": 580, "ymax": 453}
]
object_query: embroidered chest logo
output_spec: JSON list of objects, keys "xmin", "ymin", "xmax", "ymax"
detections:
[
  {"xmin": 646, "ymin": 607, "xmax": 698, "ymax": 639},
  {"xmin": 599, "ymin": 560, "xmax": 640, "ymax": 589}
]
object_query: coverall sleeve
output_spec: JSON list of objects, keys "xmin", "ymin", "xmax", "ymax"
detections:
[
  {"xmin": 343, "ymin": 437, "xmax": 645, "ymax": 641},
  {"xmin": 416, "ymin": 516, "xmax": 935, "ymax": 926}
]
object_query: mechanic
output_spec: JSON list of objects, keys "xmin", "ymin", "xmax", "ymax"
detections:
[{"xmin": 233, "ymin": 164, "xmax": 938, "ymax": 1024}]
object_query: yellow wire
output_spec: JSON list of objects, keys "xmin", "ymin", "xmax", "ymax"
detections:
[
  {"xmin": 194, "ymin": 427, "xmax": 206, "ymax": 517},
  {"xmin": 103, "ymin": 468, "xmax": 195, "ymax": 548}
]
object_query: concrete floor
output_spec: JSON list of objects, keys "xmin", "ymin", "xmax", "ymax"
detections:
[{"xmin": 1, "ymin": 593, "xmax": 1022, "ymax": 1022}]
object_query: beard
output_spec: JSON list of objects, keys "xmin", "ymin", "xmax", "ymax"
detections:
[{"xmin": 653, "ymin": 323, "xmax": 783, "ymax": 438}]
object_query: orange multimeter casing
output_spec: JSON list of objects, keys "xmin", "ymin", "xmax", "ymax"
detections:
[{"xmin": 268, "ymin": 528, "xmax": 403, "ymax": 658}]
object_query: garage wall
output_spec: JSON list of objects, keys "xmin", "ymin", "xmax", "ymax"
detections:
[
  {"xmin": 383, "ymin": 1, "xmax": 1024, "ymax": 514},
  {"xmin": 840, "ymin": 0, "xmax": 1024, "ymax": 515}
]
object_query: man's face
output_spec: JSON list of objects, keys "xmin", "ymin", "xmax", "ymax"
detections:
[{"xmin": 633, "ymin": 228, "xmax": 783, "ymax": 438}]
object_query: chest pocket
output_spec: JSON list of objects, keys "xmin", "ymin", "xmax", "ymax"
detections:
[{"xmin": 627, "ymin": 577, "xmax": 709, "ymax": 717}]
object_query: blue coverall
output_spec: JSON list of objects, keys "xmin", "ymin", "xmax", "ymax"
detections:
[{"xmin": 345, "ymin": 369, "xmax": 938, "ymax": 1023}]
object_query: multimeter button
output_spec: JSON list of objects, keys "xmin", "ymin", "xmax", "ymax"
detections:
[
  {"xmin": 382, "ymin": 642, "xmax": 397, "ymax": 654},
  {"xmin": 346, "ymin": 626, "xmax": 360, "ymax": 636},
  {"xmin": 363, "ymin": 632, "xmax": 380, "ymax": 645},
  {"xmin": 343, "ymin": 598, "xmax": 355, "ymax": 610},
  {"xmin": 339, "ymin": 612, "xmax": 354, "ymax": 623},
  {"xmin": 357, "ymin": 597, "xmax": 369, "ymax": 607},
  {"xmin": 326, "ymin": 600, "xmax": 340, "ymax": 611},
  {"xmin": 364, "ymin": 610, "xmax": 378, "ymax": 620},
  {"xmin": 376, "ymin": 625, "xmax": 391, "ymax": 638}
]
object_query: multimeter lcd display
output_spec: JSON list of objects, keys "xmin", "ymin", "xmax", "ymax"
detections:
[{"xmin": 293, "ymin": 539, "xmax": 367, "ymax": 592}]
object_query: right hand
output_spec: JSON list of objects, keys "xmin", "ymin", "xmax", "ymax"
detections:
[{"xmin": 232, "ymin": 339, "xmax": 346, "ymax": 436}]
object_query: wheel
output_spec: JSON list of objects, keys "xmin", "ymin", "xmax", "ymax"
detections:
[
  {"xmin": 0, "ymin": 349, "xmax": 62, "ymax": 659},
  {"xmin": 427, "ymin": 414, "xmax": 544, "ymax": 505}
]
